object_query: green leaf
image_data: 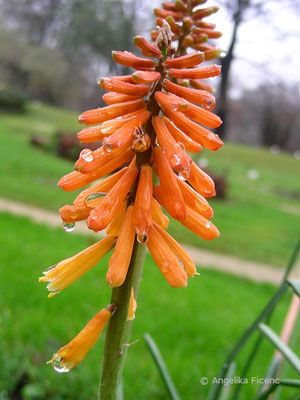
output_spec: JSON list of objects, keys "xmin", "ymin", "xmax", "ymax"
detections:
[
  {"xmin": 258, "ymin": 324, "xmax": 300, "ymax": 374},
  {"xmin": 287, "ymin": 279, "xmax": 300, "ymax": 297},
  {"xmin": 144, "ymin": 333, "xmax": 181, "ymax": 400}
]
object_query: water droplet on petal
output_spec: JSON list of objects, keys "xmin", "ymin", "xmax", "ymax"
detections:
[
  {"xmin": 137, "ymin": 234, "xmax": 148, "ymax": 244},
  {"xmin": 62, "ymin": 222, "xmax": 75, "ymax": 232},
  {"xmin": 178, "ymin": 168, "xmax": 191, "ymax": 181},
  {"xmin": 84, "ymin": 192, "xmax": 106, "ymax": 207},
  {"xmin": 80, "ymin": 149, "xmax": 94, "ymax": 162},
  {"xmin": 177, "ymin": 142, "xmax": 185, "ymax": 151},
  {"xmin": 51, "ymin": 353, "xmax": 71, "ymax": 373},
  {"xmin": 103, "ymin": 142, "xmax": 113, "ymax": 153},
  {"xmin": 205, "ymin": 221, "xmax": 211, "ymax": 229},
  {"xmin": 203, "ymin": 97, "xmax": 216, "ymax": 110},
  {"xmin": 171, "ymin": 153, "xmax": 181, "ymax": 167},
  {"xmin": 132, "ymin": 128, "xmax": 151, "ymax": 152},
  {"xmin": 219, "ymin": 50, "xmax": 227, "ymax": 58},
  {"xmin": 209, "ymin": 76, "xmax": 217, "ymax": 81}
]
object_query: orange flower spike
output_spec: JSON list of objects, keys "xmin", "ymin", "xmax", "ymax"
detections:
[
  {"xmin": 73, "ymin": 167, "xmax": 127, "ymax": 206},
  {"xmin": 133, "ymin": 36, "xmax": 162, "ymax": 58},
  {"xmin": 193, "ymin": 6, "xmax": 219, "ymax": 19},
  {"xmin": 48, "ymin": 305, "xmax": 115, "ymax": 371},
  {"xmin": 106, "ymin": 205, "xmax": 136, "ymax": 287},
  {"xmin": 188, "ymin": 162, "xmax": 216, "ymax": 198},
  {"xmin": 102, "ymin": 109, "xmax": 150, "ymax": 152},
  {"xmin": 190, "ymin": 79, "xmax": 215, "ymax": 94},
  {"xmin": 78, "ymin": 99, "xmax": 145, "ymax": 125},
  {"xmin": 163, "ymin": 117, "xmax": 202, "ymax": 153},
  {"xmin": 192, "ymin": 27, "xmax": 223, "ymax": 39},
  {"xmin": 180, "ymin": 206, "xmax": 220, "ymax": 240},
  {"xmin": 177, "ymin": 176, "xmax": 214, "ymax": 219},
  {"xmin": 100, "ymin": 78, "xmax": 150, "ymax": 97},
  {"xmin": 154, "ymin": 8, "xmax": 183, "ymax": 21},
  {"xmin": 164, "ymin": 79, "xmax": 216, "ymax": 110},
  {"xmin": 153, "ymin": 146, "xmax": 186, "ymax": 220},
  {"xmin": 102, "ymin": 92, "xmax": 142, "ymax": 105},
  {"xmin": 87, "ymin": 166, "xmax": 138, "ymax": 232},
  {"xmin": 59, "ymin": 204, "xmax": 91, "ymax": 223},
  {"xmin": 154, "ymin": 223, "xmax": 197, "ymax": 277},
  {"xmin": 112, "ymin": 51, "xmax": 155, "ymax": 70},
  {"xmin": 106, "ymin": 201, "xmax": 127, "ymax": 236},
  {"xmin": 40, "ymin": 236, "xmax": 116, "ymax": 296},
  {"xmin": 133, "ymin": 165, "xmax": 153, "ymax": 239},
  {"xmin": 151, "ymin": 197, "xmax": 169, "ymax": 229},
  {"xmin": 146, "ymin": 226, "xmax": 188, "ymax": 287},
  {"xmin": 168, "ymin": 64, "xmax": 221, "ymax": 80},
  {"xmin": 132, "ymin": 71, "xmax": 161, "ymax": 84},
  {"xmin": 127, "ymin": 288, "xmax": 137, "ymax": 320},
  {"xmin": 164, "ymin": 52, "xmax": 204, "ymax": 69},
  {"xmin": 153, "ymin": 116, "xmax": 190, "ymax": 174}
]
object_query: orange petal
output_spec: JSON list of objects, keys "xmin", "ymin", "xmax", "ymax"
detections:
[
  {"xmin": 127, "ymin": 288, "xmax": 137, "ymax": 320},
  {"xmin": 133, "ymin": 165, "xmax": 153, "ymax": 239},
  {"xmin": 153, "ymin": 146, "xmax": 186, "ymax": 220},
  {"xmin": 132, "ymin": 71, "xmax": 161, "ymax": 84},
  {"xmin": 164, "ymin": 51, "xmax": 204, "ymax": 68},
  {"xmin": 177, "ymin": 176, "xmax": 214, "ymax": 218},
  {"xmin": 100, "ymin": 78, "xmax": 150, "ymax": 97},
  {"xmin": 133, "ymin": 36, "xmax": 162, "ymax": 58},
  {"xmin": 106, "ymin": 205, "xmax": 136, "ymax": 287},
  {"xmin": 190, "ymin": 79, "xmax": 214, "ymax": 93},
  {"xmin": 192, "ymin": 34, "xmax": 209, "ymax": 45},
  {"xmin": 58, "ymin": 150, "xmax": 134, "ymax": 192},
  {"xmin": 154, "ymin": 8, "xmax": 183, "ymax": 21},
  {"xmin": 195, "ymin": 21, "xmax": 216, "ymax": 29},
  {"xmin": 40, "ymin": 236, "xmax": 116, "ymax": 295},
  {"xmin": 102, "ymin": 109, "xmax": 150, "ymax": 152},
  {"xmin": 153, "ymin": 116, "xmax": 191, "ymax": 175},
  {"xmin": 112, "ymin": 51, "xmax": 155, "ymax": 70},
  {"xmin": 163, "ymin": 117, "xmax": 202, "ymax": 153},
  {"xmin": 106, "ymin": 200, "xmax": 127, "ymax": 236},
  {"xmin": 162, "ymin": 1, "xmax": 178, "ymax": 11},
  {"xmin": 102, "ymin": 92, "xmax": 142, "ymax": 105},
  {"xmin": 204, "ymin": 49, "xmax": 224, "ymax": 61},
  {"xmin": 168, "ymin": 65, "xmax": 221, "ymax": 80},
  {"xmin": 154, "ymin": 223, "xmax": 197, "ymax": 276},
  {"xmin": 151, "ymin": 197, "xmax": 169, "ymax": 229},
  {"xmin": 59, "ymin": 203, "xmax": 92, "ymax": 223},
  {"xmin": 193, "ymin": 6, "xmax": 219, "ymax": 19},
  {"xmin": 188, "ymin": 162, "xmax": 216, "ymax": 198},
  {"xmin": 74, "ymin": 167, "xmax": 127, "ymax": 206},
  {"xmin": 78, "ymin": 99, "xmax": 145, "ymax": 125},
  {"xmin": 87, "ymin": 166, "xmax": 138, "ymax": 232},
  {"xmin": 47, "ymin": 306, "xmax": 114, "ymax": 371},
  {"xmin": 164, "ymin": 79, "xmax": 216, "ymax": 110},
  {"xmin": 179, "ymin": 205, "xmax": 220, "ymax": 240},
  {"xmin": 192, "ymin": 27, "xmax": 222, "ymax": 39},
  {"xmin": 146, "ymin": 225, "xmax": 188, "ymax": 287}
]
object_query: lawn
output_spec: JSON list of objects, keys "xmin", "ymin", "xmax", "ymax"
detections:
[
  {"xmin": 0, "ymin": 103, "xmax": 300, "ymax": 266},
  {"xmin": 0, "ymin": 212, "xmax": 299, "ymax": 399}
]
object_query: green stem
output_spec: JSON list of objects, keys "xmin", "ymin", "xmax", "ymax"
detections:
[{"xmin": 99, "ymin": 241, "xmax": 146, "ymax": 400}]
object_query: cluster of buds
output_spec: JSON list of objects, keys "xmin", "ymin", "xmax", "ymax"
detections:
[
  {"xmin": 153, "ymin": 0, "xmax": 224, "ymax": 94},
  {"xmin": 40, "ymin": 3, "xmax": 223, "ymax": 372}
]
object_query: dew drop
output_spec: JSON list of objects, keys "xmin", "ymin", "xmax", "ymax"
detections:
[
  {"xmin": 209, "ymin": 76, "xmax": 217, "ymax": 81},
  {"xmin": 171, "ymin": 153, "xmax": 181, "ymax": 167},
  {"xmin": 62, "ymin": 222, "xmax": 75, "ymax": 232},
  {"xmin": 178, "ymin": 168, "xmax": 191, "ymax": 181},
  {"xmin": 205, "ymin": 221, "xmax": 211, "ymax": 229},
  {"xmin": 84, "ymin": 192, "xmax": 106, "ymax": 207},
  {"xmin": 51, "ymin": 354, "xmax": 71, "ymax": 373},
  {"xmin": 103, "ymin": 142, "xmax": 113, "ymax": 153},
  {"xmin": 177, "ymin": 142, "xmax": 185, "ymax": 152},
  {"xmin": 137, "ymin": 234, "xmax": 148, "ymax": 244},
  {"xmin": 219, "ymin": 50, "xmax": 227, "ymax": 58},
  {"xmin": 80, "ymin": 149, "xmax": 94, "ymax": 162},
  {"xmin": 132, "ymin": 129, "xmax": 151, "ymax": 152},
  {"xmin": 203, "ymin": 98, "xmax": 216, "ymax": 110}
]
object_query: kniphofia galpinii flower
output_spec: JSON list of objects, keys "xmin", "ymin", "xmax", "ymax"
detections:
[{"xmin": 41, "ymin": 13, "xmax": 222, "ymax": 371}]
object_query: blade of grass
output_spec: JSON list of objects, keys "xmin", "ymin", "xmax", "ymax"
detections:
[
  {"xmin": 287, "ymin": 279, "xmax": 300, "ymax": 297},
  {"xmin": 144, "ymin": 333, "xmax": 181, "ymax": 400},
  {"xmin": 255, "ymin": 379, "xmax": 300, "ymax": 400},
  {"xmin": 258, "ymin": 323, "xmax": 300, "ymax": 374},
  {"xmin": 218, "ymin": 362, "xmax": 237, "ymax": 400}
]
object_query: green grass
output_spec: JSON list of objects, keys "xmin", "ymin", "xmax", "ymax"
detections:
[
  {"xmin": 0, "ymin": 212, "xmax": 299, "ymax": 399},
  {"xmin": 0, "ymin": 103, "xmax": 300, "ymax": 266}
]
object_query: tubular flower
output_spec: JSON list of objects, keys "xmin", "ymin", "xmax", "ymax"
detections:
[
  {"xmin": 48, "ymin": 305, "xmax": 115, "ymax": 372},
  {"xmin": 41, "ymin": 10, "xmax": 223, "ymax": 372}
]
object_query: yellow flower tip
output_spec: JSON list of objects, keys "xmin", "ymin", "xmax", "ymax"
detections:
[
  {"xmin": 48, "ymin": 292, "xmax": 56, "ymax": 298},
  {"xmin": 38, "ymin": 276, "xmax": 46, "ymax": 283},
  {"xmin": 48, "ymin": 352, "xmax": 72, "ymax": 373},
  {"xmin": 98, "ymin": 78, "xmax": 106, "ymax": 88}
]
